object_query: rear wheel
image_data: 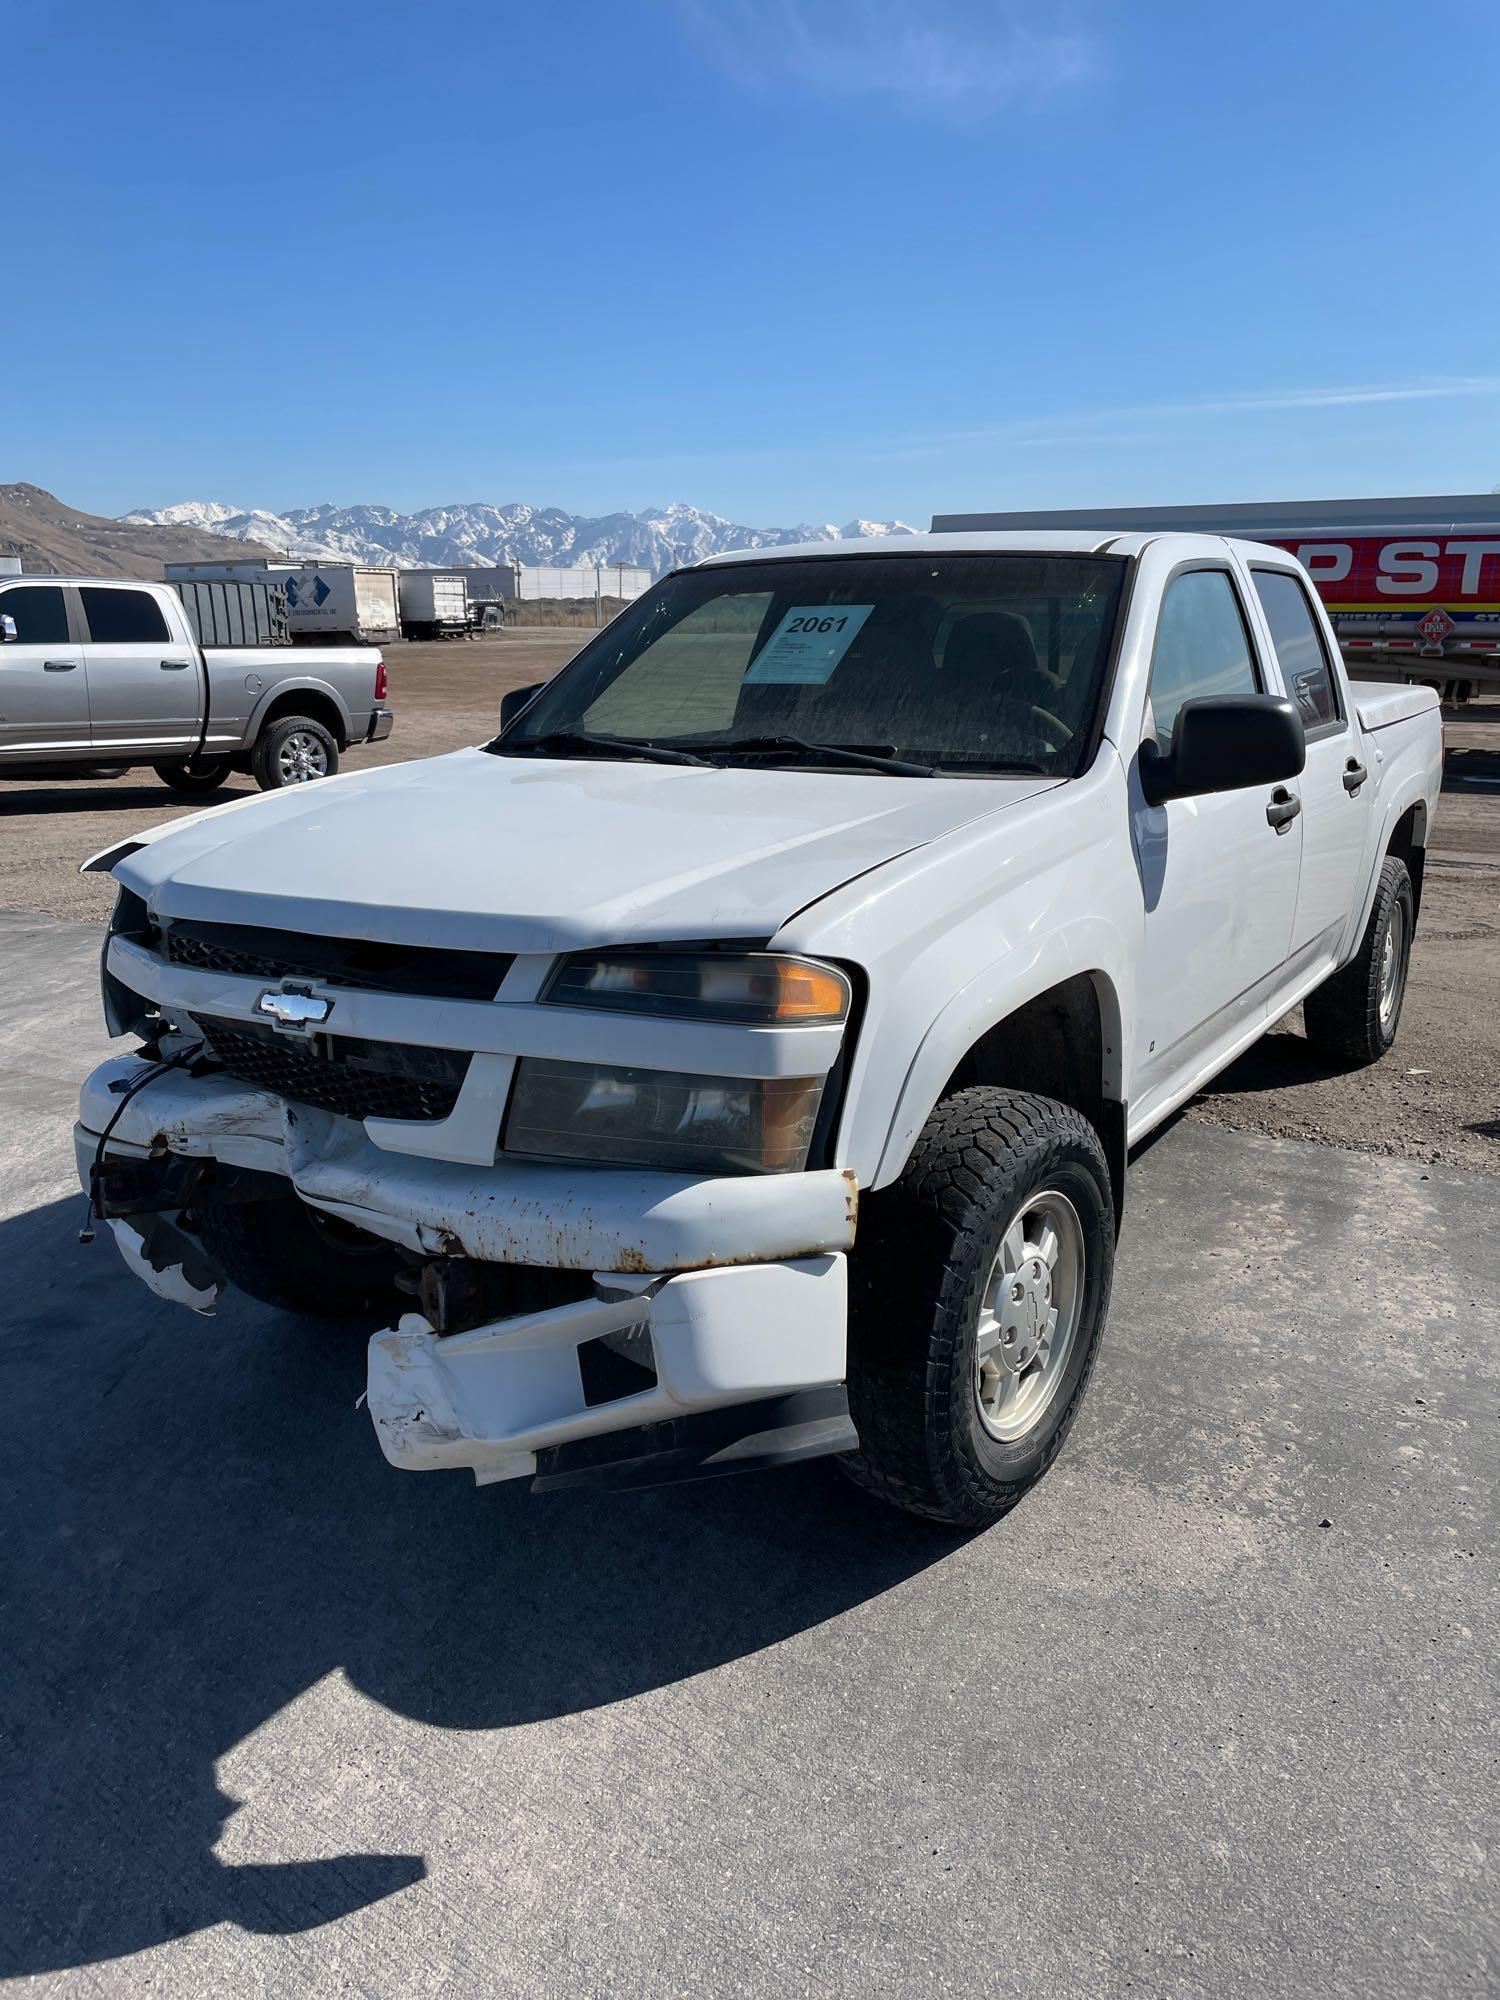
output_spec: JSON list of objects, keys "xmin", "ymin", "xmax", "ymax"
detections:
[
  {"xmin": 195, "ymin": 1187, "xmax": 402, "ymax": 1317},
  {"xmin": 251, "ymin": 715, "xmax": 339, "ymax": 790},
  {"xmin": 1303, "ymin": 855, "xmax": 1414, "ymax": 1066},
  {"xmin": 841, "ymin": 1087, "xmax": 1115, "ymax": 1527},
  {"xmin": 153, "ymin": 756, "xmax": 235, "ymax": 795}
]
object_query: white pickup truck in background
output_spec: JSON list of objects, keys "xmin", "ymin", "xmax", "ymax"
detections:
[
  {"xmin": 0, "ymin": 575, "xmax": 392, "ymax": 792},
  {"xmin": 74, "ymin": 530, "xmax": 1441, "ymax": 1525}
]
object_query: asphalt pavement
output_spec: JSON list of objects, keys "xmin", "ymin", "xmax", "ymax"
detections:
[{"xmin": 1, "ymin": 910, "xmax": 1495, "ymax": 1998}]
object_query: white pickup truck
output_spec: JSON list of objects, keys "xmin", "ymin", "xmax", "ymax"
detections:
[
  {"xmin": 0, "ymin": 575, "xmax": 392, "ymax": 792},
  {"xmin": 75, "ymin": 531, "xmax": 1442, "ymax": 1525}
]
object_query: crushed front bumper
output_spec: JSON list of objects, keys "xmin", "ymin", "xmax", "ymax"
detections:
[
  {"xmin": 76, "ymin": 1053, "xmax": 857, "ymax": 1484},
  {"xmin": 368, "ymin": 1257, "xmax": 848, "ymax": 1485}
]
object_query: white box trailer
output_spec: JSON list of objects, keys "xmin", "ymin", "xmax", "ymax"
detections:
[
  {"xmin": 398, "ymin": 571, "xmax": 470, "ymax": 639},
  {"xmin": 165, "ymin": 559, "xmax": 401, "ymax": 645}
]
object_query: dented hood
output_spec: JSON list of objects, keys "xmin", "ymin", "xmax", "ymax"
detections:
[{"xmin": 115, "ymin": 746, "xmax": 1056, "ymax": 953}]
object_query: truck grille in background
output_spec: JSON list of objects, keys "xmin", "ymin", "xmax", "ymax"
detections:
[
  {"xmin": 194, "ymin": 1015, "xmax": 471, "ymax": 1124},
  {"xmin": 163, "ymin": 918, "xmax": 513, "ymax": 1002}
]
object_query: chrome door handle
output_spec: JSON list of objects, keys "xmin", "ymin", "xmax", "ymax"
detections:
[
  {"xmin": 43, "ymin": 659, "xmax": 78, "ymax": 672},
  {"xmin": 1266, "ymin": 787, "xmax": 1301, "ymax": 832},
  {"xmin": 160, "ymin": 660, "xmax": 190, "ymax": 671},
  {"xmin": 1342, "ymin": 759, "xmax": 1368, "ymax": 794}
]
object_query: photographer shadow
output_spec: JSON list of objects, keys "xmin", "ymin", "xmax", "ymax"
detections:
[{"xmin": 1, "ymin": 1194, "xmax": 953, "ymax": 1976}]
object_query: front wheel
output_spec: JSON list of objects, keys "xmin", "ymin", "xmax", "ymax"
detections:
[
  {"xmin": 251, "ymin": 715, "xmax": 339, "ymax": 790},
  {"xmin": 1302, "ymin": 854, "xmax": 1414, "ymax": 1066},
  {"xmin": 154, "ymin": 756, "xmax": 235, "ymax": 796},
  {"xmin": 841, "ymin": 1087, "xmax": 1115, "ymax": 1527}
]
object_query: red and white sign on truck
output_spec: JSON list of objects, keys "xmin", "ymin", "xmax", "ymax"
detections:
[{"xmin": 934, "ymin": 496, "xmax": 1500, "ymax": 698}]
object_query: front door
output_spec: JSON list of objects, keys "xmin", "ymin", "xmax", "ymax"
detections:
[
  {"xmin": 0, "ymin": 582, "xmax": 88, "ymax": 754},
  {"xmin": 79, "ymin": 584, "xmax": 201, "ymax": 755},
  {"xmin": 1130, "ymin": 566, "xmax": 1303, "ymax": 1127}
]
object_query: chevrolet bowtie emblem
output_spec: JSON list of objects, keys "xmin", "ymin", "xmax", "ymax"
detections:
[{"xmin": 255, "ymin": 982, "xmax": 333, "ymax": 1033}]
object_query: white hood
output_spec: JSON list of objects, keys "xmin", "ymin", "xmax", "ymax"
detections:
[{"xmin": 116, "ymin": 747, "xmax": 1057, "ymax": 953}]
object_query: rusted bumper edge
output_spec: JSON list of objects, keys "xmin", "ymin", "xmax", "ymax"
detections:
[{"xmin": 75, "ymin": 1053, "xmax": 859, "ymax": 1276}]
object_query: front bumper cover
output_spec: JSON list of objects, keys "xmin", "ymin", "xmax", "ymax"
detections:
[{"xmin": 76, "ymin": 1053, "xmax": 857, "ymax": 1483}]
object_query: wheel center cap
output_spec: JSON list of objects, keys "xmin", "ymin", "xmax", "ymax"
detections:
[{"xmin": 997, "ymin": 1256, "xmax": 1050, "ymax": 1373}]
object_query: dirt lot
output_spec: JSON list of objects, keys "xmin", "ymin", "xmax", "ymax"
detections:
[{"xmin": 2, "ymin": 638, "xmax": 1496, "ymax": 1175}]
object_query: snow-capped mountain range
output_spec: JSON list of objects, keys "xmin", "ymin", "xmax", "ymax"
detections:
[{"xmin": 121, "ymin": 499, "xmax": 917, "ymax": 575}]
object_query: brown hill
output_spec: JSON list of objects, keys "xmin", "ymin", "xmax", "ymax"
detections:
[{"xmin": 0, "ymin": 482, "xmax": 276, "ymax": 579}]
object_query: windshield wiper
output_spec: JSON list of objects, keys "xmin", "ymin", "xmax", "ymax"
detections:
[
  {"xmin": 933, "ymin": 754, "xmax": 1051, "ymax": 775},
  {"xmin": 684, "ymin": 734, "xmax": 939, "ymax": 778},
  {"xmin": 496, "ymin": 729, "xmax": 714, "ymax": 767}
]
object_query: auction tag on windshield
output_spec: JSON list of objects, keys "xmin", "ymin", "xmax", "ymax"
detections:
[{"xmin": 743, "ymin": 604, "xmax": 875, "ymax": 685}]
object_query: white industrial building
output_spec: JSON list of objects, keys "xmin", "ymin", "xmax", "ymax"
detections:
[{"xmin": 460, "ymin": 561, "xmax": 652, "ymax": 602}]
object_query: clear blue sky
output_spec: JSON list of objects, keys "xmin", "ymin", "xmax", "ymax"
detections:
[{"xmin": 4, "ymin": 0, "xmax": 1497, "ymax": 526}]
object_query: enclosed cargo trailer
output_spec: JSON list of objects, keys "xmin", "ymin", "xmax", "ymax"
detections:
[{"xmin": 931, "ymin": 495, "xmax": 1500, "ymax": 696}]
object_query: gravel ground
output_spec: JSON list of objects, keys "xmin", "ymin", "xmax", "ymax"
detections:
[{"xmin": 2, "ymin": 642, "xmax": 1495, "ymax": 1174}]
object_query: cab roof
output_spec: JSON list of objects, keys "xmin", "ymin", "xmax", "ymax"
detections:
[{"xmin": 697, "ymin": 529, "xmax": 1292, "ymax": 566}]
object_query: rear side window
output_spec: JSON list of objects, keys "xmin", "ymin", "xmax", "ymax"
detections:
[
  {"xmin": 1146, "ymin": 569, "xmax": 1261, "ymax": 749},
  {"xmin": 81, "ymin": 586, "xmax": 171, "ymax": 645},
  {"xmin": 1251, "ymin": 568, "xmax": 1340, "ymax": 729},
  {"xmin": 0, "ymin": 584, "xmax": 69, "ymax": 645}
]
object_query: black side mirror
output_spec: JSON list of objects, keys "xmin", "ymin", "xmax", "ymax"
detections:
[
  {"xmin": 1139, "ymin": 694, "xmax": 1305, "ymax": 807},
  {"xmin": 499, "ymin": 681, "xmax": 544, "ymax": 731}
]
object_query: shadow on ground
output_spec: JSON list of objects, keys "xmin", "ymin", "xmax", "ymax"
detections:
[
  {"xmin": 0, "ymin": 779, "xmax": 249, "ymax": 816},
  {"xmin": 1190, "ymin": 1017, "xmax": 1351, "ymax": 1098},
  {"xmin": 1, "ymin": 1195, "xmax": 955, "ymax": 1976}
]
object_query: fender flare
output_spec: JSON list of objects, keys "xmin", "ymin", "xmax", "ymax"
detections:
[
  {"xmin": 245, "ymin": 676, "xmax": 354, "ymax": 748},
  {"xmin": 869, "ymin": 921, "xmax": 1128, "ymax": 1188},
  {"xmin": 1342, "ymin": 776, "xmax": 1430, "ymax": 960}
]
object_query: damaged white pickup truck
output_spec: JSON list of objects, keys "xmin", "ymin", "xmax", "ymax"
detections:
[{"xmin": 76, "ymin": 532, "xmax": 1443, "ymax": 1524}]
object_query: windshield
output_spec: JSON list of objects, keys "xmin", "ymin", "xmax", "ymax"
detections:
[{"xmin": 493, "ymin": 552, "xmax": 1128, "ymax": 777}]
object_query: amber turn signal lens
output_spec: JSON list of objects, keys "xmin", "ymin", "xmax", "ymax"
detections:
[
  {"xmin": 545, "ymin": 950, "xmax": 850, "ymax": 1026},
  {"xmin": 774, "ymin": 960, "xmax": 851, "ymax": 1020}
]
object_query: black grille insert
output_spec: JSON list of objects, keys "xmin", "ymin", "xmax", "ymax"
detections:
[
  {"xmin": 163, "ymin": 919, "xmax": 512, "ymax": 1002},
  {"xmin": 195, "ymin": 1015, "xmax": 471, "ymax": 1124}
]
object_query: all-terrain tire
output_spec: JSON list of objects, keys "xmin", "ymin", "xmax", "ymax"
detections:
[
  {"xmin": 1302, "ymin": 855, "xmax": 1414, "ymax": 1067},
  {"xmin": 153, "ymin": 756, "xmax": 235, "ymax": 796},
  {"xmin": 251, "ymin": 715, "xmax": 339, "ymax": 790},
  {"xmin": 841, "ymin": 1087, "xmax": 1114, "ymax": 1528},
  {"xmin": 195, "ymin": 1189, "xmax": 402, "ymax": 1317}
]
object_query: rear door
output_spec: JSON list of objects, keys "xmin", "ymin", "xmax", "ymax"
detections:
[
  {"xmin": 79, "ymin": 584, "xmax": 201, "ymax": 754},
  {"xmin": 1130, "ymin": 563, "xmax": 1303, "ymax": 1119},
  {"xmin": 0, "ymin": 582, "xmax": 88, "ymax": 753},
  {"xmin": 1246, "ymin": 563, "xmax": 1367, "ymax": 974}
]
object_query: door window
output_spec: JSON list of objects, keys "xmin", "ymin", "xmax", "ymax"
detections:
[
  {"xmin": 80, "ymin": 587, "xmax": 171, "ymax": 645},
  {"xmin": 0, "ymin": 585, "xmax": 69, "ymax": 646},
  {"xmin": 1251, "ymin": 568, "xmax": 1340, "ymax": 729},
  {"xmin": 1146, "ymin": 569, "xmax": 1261, "ymax": 749}
]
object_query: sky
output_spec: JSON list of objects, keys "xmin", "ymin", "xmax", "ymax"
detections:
[{"xmin": 3, "ymin": 0, "xmax": 1498, "ymax": 528}]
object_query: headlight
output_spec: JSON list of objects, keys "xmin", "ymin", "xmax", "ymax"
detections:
[
  {"xmin": 504, "ymin": 1059, "xmax": 826, "ymax": 1176},
  {"xmin": 544, "ymin": 950, "xmax": 850, "ymax": 1025}
]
